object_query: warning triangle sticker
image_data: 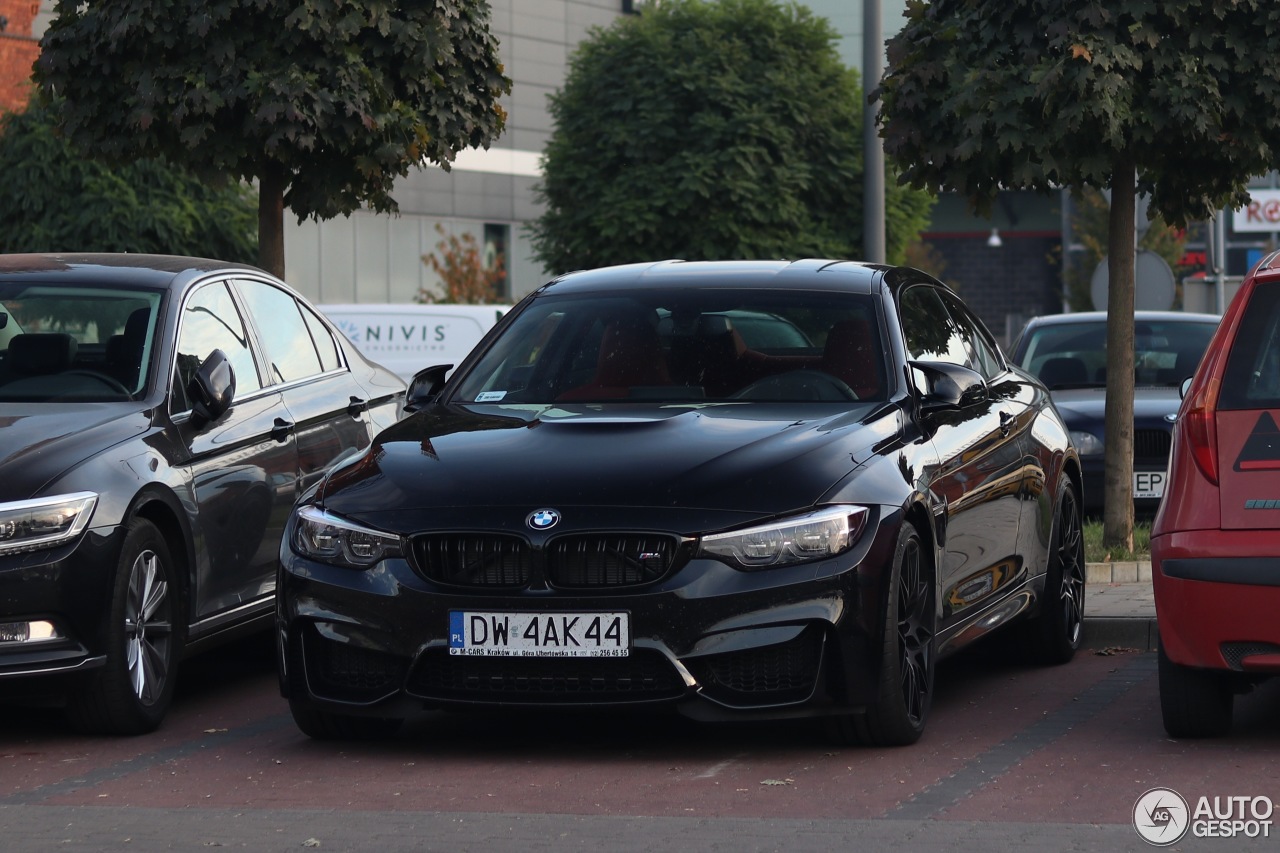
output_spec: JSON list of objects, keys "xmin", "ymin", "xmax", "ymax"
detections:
[{"xmin": 1234, "ymin": 411, "xmax": 1280, "ymax": 471}]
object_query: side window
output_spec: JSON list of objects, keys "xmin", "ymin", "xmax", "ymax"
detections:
[
  {"xmin": 300, "ymin": 302, "xmax": 342, "ymax": 373},
  {"xmin": 899, "ymin": 285, "xmax": 971, "ymax": 367},
  {"xmin": 940, "ymin": 292, "xmax": 1003, "ymax": 380},
  {"xmin": 173, "ymin": 281, "xmax": 262, "ymax": 413},
  {"xmin": 234, "ymin": 280, "xmax": 323, "ymax": 384}
]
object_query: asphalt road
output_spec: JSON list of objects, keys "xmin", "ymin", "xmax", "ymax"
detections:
[{"xmin": 2, "ymin": 635, "xmax": 1278, "ymax": 853}]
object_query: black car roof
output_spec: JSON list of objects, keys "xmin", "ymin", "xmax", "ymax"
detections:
[
  {"xmin": 541, "ymin": 259, "xmax": 892, "ymax": 296},
  {"xmin": 0, "ymin": 253, "xmax": 265, "ymax": 290}
]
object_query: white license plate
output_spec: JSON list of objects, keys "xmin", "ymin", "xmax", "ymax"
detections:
[
  {"xmin": 448, "ymin": 611, "xmax": 629, "ymax": 657},
  {"xmin": 1134, "ymin": 470, "xmax": 1167, "ymax": 499}
]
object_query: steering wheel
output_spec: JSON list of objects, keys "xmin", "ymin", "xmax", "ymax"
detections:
[
  {"xmin": 731, "ymin": 369, "xmax": 859, "ymax": 402},
  {"xmin": 62, "ymin": 370, "xmax": 134, "ymax": 397}
]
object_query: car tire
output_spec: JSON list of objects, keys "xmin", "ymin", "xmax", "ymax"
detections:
[
  {"xmin": 1024, "ymin": 477, "xmax": 1086, "ymax": 665},
  {"xmin": 1158, "ymin": 638, "xmax": 1233, "ymax": 738},
  {"xmin": 828, "ymin": 523, "xmax": 935, "ymax": 747},
  {"xmin": 66, "ymin": 518, "xmax": 182, "ymax": 735},
  {"xmin": 288, "ymin": 697, "xmax": 403, "ymax": 740}
]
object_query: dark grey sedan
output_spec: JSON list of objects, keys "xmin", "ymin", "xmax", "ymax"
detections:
[{"xmin": 0, "ymin": 254, "xmax": 403, "ymax": 733}]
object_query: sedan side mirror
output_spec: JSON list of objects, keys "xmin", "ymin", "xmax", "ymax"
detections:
[
  {"xmin": 189, "ymin": 349, "xmax": 236, "ymax": 425},
  {"xmin": 910, "ymin": 360, "xmax": 989, "ymax": 413},
  {"xmin": 404, "ymin": 363, "xmax": 454, "ymax": 413}
]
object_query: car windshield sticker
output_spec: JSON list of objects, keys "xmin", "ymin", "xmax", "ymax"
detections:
[
  {"xmin": 475, "ymin": 391, "xmax": 507, "ymax": 402},
  {"xmin": 1235, "ymin": 411, "xmax": 1280, "ymax": 471}
]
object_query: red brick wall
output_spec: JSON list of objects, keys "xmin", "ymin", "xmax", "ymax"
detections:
[{"xmin": 0, "ymin": 0, "xmax": 41, "ymax": 113}]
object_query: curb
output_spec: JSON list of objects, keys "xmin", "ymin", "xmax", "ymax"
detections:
[
  {"xmin": 1082, "ymin": 560, "xmax": 1156, "ymax": 651},
  {"xmin": 1083, "ymin": 617, "xmax": 1158, "ymax": 652},
  {"xmin": 1085, "ymin": 560, "xmax": 1152, "ymax": 585}
]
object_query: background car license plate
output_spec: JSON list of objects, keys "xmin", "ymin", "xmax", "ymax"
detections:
[
  {"xmin": 1134, "ymin": 470, "xmax": 1166, "ymax": 499},
  {"xmin": 449, "ymin": 611, "xmax": 630, "ymax": 657}
]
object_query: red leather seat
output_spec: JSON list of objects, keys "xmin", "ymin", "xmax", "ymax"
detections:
[{"xmin": 558, "ymin": 316, "xmax": 671, "ymax": 401}]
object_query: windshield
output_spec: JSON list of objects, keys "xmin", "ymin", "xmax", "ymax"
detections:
[
  {"xmin": 1017, "ymin": 318, "xmax": 1217, "ymax": 389},
  {"xmin": 0, "ymin": 283, "xmax": 163, "ymax": 402},
  {"xmin": 453, "ymin": 289, "xmax": 885, "ymax": 405}
]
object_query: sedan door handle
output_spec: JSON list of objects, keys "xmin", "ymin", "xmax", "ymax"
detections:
[
  {"xmin": 271, "ymin": 417, "xmax": 296, "ymax": 443},
  {"xmin": 999, "ymin": 411, "xmax": 1015, "ymax": 437},
  {"xmin": 347, "ymin": 396, "xmax": 369, "ymax": 418}
]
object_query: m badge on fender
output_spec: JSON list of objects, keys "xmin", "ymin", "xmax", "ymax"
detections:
[{"xmin": 1234, "ymin": 412, "xmax": 1280, "ymax": 471}]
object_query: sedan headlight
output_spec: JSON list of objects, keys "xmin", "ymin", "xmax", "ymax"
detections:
[
  {"xmin": 699, "ymin": 505, "xmax": 868, "ymax": 570},
  {"xmin": 292, "ymin": 505, "xmax": 402, "ymax": 569},
  {"xmin": 1069, "ymin": 430, "xmax": 1104, "ymax": 456},
  {"xmin": 0, "ymin": 492, "xmax": 98, "ymax": 556}
]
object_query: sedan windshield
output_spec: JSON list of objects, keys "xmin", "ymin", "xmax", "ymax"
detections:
[
  {"xmin": 0, "ymin": 283, "xmax": 162, "ymax": 402},
  {"xmin": 454, "ymin": 289, "xmax": 885, "ymax": 405},
  {"xmin": 1017, "ymin": 318, "xmax": 1217, "ymax": 389}
]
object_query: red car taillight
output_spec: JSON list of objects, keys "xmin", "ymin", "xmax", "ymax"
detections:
[{"xmin": 1183, "ymin": 375, "xmax": 1221, "ymax": 485}]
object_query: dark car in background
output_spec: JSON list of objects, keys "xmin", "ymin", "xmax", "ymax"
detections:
[
  {"xmin": 278, "ymin": 259, "xmax": 1083, "ymax": 747},
  {"xmin": 1011, "ymin": 311, "xmax": 1219, "ymax": 516},
  {"xmin": 1153, "ymin": 251, "xmax": 1280, "ymax": 737},
  {"xmin": 0, "ymin": 254, "xmax": 404, "ymax": 734}
]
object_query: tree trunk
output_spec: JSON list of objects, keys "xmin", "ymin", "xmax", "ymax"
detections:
[
  {"xmin": 1102, "ymin": 161, "xmax": 1137, "ymax": 551},
  {"xmin": 258, "ymin": 160, "xmax": 286, "ymax": 280}
]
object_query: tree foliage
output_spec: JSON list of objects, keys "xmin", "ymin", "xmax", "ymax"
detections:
[
  {"xmin": 418, "ymin": 223, "xmax": 506, "ymax": 304},
  {"xmin": 34, "ymin": 0, "xmax": 511, "ymax": 277},
  {"xmin": 0, "ymin": 95, "xmax": 257, "ymax": 261},
  {"xmin": 877, "ymin": 0, "xmax": 1280, "ymax": 548},
  {"xmin": 530, "ymin": 0, "xmax": 932, "ymax": 274}
]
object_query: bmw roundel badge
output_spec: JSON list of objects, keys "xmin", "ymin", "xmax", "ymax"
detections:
[{"xmin": 527, "ymin": 508, "xmax": 561, "ymax": 530}]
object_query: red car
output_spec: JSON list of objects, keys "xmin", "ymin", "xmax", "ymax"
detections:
[{"xmin": 1153, "ymin": 251, "xmax": 1280, "ymax": 736}]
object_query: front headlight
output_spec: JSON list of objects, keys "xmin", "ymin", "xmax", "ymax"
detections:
[
  {"xmin": 1069, "ymin": 430, "xmax": 1104, "ymax": 456},
  {"xmin": 699, "ymin": 505, "xmax": 868, "ymax": 570},
  {"xmin": 292, "ymin": 505, "xmax": 402, "ymax": 569},
  {"xmin": 0, "ymin": 492, "xmax": 98, "ymax": 556}
]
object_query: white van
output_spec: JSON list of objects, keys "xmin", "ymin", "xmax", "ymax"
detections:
[{"xmin": 319, "ymin": 304, "xmax": 509, "ymax": 382}]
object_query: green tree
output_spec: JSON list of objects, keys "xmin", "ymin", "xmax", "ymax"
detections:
[
  {"xmin": 530, "ymin": 0, "xmax": 932, "ymax": 273},
  {"xmin": 877, "ymin": 0, "xmax": 1280, "ymax": 549},
  {"xmin": 34, "ymin": 0, "xmax": 511, "ymax": 279},
  {"xmin": 0, "ymin": 94, "xmax": 257, "ymax": 261}
]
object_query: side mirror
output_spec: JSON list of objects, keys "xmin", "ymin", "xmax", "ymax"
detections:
[
  {"xmin": 404, "ymin": 363, "xmax": 454, "ymax": 413},
  {"xmin": 189, "ymin": 349, "xmax": 236, "ymax": 424},
  {"xmin": 910, "ymin": 360, "xmax": 988, "ymax": 413}
]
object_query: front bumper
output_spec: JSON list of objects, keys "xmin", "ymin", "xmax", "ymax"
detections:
[
  {"xmin": 277, "ymin": 508, "xmax": 902, "ymax": 722},
  {"xmin": 0, "ymin": 528, "xmax": 122, "ymax": 684},
  {"xmin": 1152, "ymin": 529, "xmax": 1280, "ymax": 673}
]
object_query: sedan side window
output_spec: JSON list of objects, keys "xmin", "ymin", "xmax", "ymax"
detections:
[
  {"xmin": 900, "ymin": 285, "xmax": 973, "ymax": 368},
  {"xmin": 939, "ymin": 291, "xmax": 1003, "ymax": 380},
  {"xmin": 233, "ymin": 280, "xmax": 324, "ymax": 384},
  {"xmin": 173, "ymin": 281, "xmax": 262, "ymax": 413}
]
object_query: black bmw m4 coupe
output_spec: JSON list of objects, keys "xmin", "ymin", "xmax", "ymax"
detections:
[{"xmin": 277, "ymin": 259, "xmax": 1083, "ymax": 746}]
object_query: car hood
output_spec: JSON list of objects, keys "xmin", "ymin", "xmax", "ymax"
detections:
[
  {"xmin": 1048, "ymin": 387, "xmax": 1182, "ymax": 424},
  {"xmin": 0, "ymin": 404, "xmax": 153, "ymax": 500},
  {"xmin": 319, "ymin": 403, "xmax": 889, "ymax": 533}
]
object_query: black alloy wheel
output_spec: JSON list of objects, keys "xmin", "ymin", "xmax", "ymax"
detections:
[
  {"xmin": 828, "ymin": 523, "xmax": 935, "ymax": 747},
  {"xmin": 1026, "ymin": 478, "xmax": 1086, "ymax": 664}
]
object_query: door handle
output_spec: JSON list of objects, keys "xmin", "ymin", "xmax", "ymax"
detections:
[
  {"xmin": 347, "ymin": 396, "xmax": 369, "ymax": 418},
  {"xmin": 271, "ymin": 417, "xmax": 295, "ymax": 443},
  {"xmin": 999, "ymin": 410, "xmax": 1014, "ymax": 437}
]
